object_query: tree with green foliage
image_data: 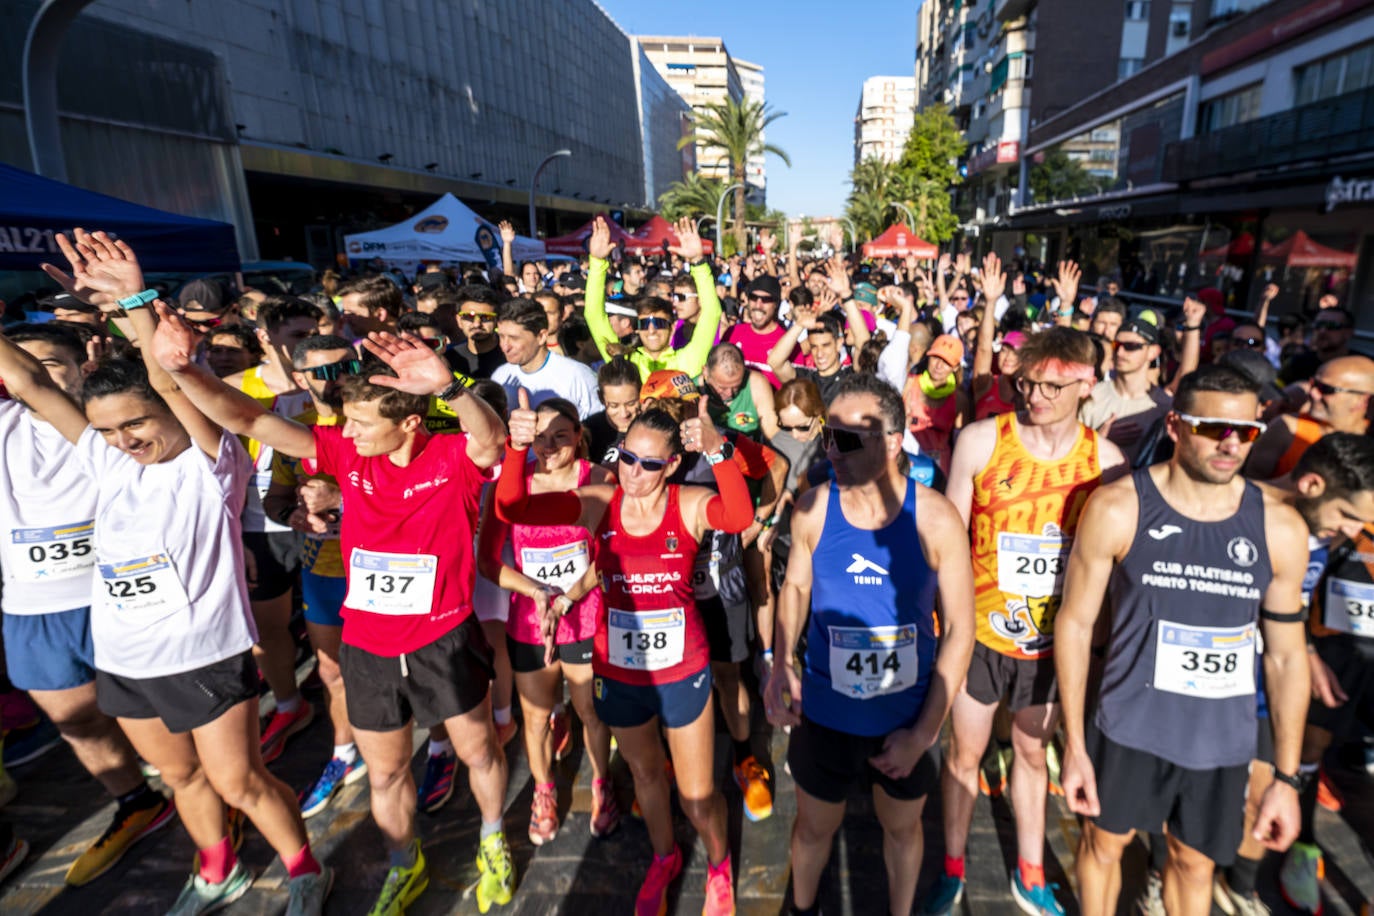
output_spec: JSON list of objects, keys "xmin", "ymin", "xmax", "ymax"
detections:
[
  {"xmin": 657, "ymin": 173, "xmax": 726, "ymax": 223},
  {"xmin": 678, "ymin": 98, "xmax": 790, "ymax": 252},
  {"xmin": 1029, "ymin": 148, "xmax": 1103, "ymax": 204},
  {"xmin": 845, "ymin": 107, "xmax": 963, "ymax": 245}
]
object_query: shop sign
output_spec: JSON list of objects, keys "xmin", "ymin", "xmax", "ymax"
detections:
[{"xmin": 1324, "ymin": 175, "xmax": 1374, "ymax": 212}]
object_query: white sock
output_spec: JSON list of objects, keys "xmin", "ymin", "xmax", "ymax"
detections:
[
  {"xmin": 493, "ymin": 706, "xmax": 512, "ymax": 726},
  {"xmin": 428, "ymin": 738, "xmax": 454, "ymax": 757},
  {"xmin": 334, "ymin": 743, "xmax": 358, "ymax": 764},
  {"xmin": 277, "ymin": 695, "xmax": 302, "ymax": 715}
]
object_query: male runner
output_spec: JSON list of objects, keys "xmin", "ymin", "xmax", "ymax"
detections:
[
  {"xmin": 1246, "ymin": 354, "xmax": 1374, "ymax": 479},
  {"xmin": 932, "ymin": 326, "xmax": 1126, "ymax": 916},
  {"xmin": 766, "ymin": 373, "xmax": 976, "ymax": 916},
  {"xmin": 1058, "ymin": 364, "xmax": 1311, "ymax": 916}
]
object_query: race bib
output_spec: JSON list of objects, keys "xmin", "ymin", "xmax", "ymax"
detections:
[
  {"xmin": 692, "ymin": 548, "xmax": 721, "ymax": 600},
  {"xmin": 8, "ymin": 520, "xmax": 95, "ymax": 584},
  {"xmin": 346, "ymin": 549, "xmax": 437, "ymax": 616},
  {"xmin": 99, "ymin": 553, "xmax": 190, "ymax": 618},
  {"xmin": 828, "ymin": 624, "xmax": 919, "ymax": 699},
  {"xmin": 606, "ymin": 608, "xmax": 685, "ymax": 672},
  {"xmin": 1153, "ymin": 621, "xmax": 1256, "ymax": 699},
  {"xmin": 997, "ymin": 533, "xmax": 1069, "ymax": 597},
  {"xmin": 520, "ymin": 541, "xmax": 589, "ymax": 594},
  {"xmin": 1323, "ymin": 578, "xmax": 1374, "ymax": 638}
]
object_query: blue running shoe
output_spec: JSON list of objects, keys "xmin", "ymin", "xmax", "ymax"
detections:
[
  {"xmin": 922, "ymin": 873, "xmax": 965, "ymax": 915},
  {"xmin": 301, "ymin": 756, "xmax": 367, "ymax": 819},
  {"xmin": 417, "ymin": 751, "xmax": 456, "ymax": 814},
  {"xmin": 3, "ymin": 720, "xmax": 61, "ymax": 768},
  {"xmin": 1011, "ymin": 872, "xmax": 1066, "ymax": 916}
]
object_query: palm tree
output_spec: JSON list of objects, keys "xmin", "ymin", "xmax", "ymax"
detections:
[
  {"xmin": 657, "ymin": 173, "xmax": 727, "ymax": 222},
  {"xmin": 678, "ymin": 98, "xmax": 790, "ymax": 251}
]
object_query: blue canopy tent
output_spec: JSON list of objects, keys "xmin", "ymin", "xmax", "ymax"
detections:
[{"xmin": 0, "ymin": 162, "xmax": 240, "ymax": 272}]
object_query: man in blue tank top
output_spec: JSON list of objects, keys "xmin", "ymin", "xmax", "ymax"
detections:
[
  {"xmin": 765, "ymin": 373, "xmax": 976, "ymax": 916},
  {"xmin": 1056, "ymin": 364, "xmax": 1312, "ymax": 916}
]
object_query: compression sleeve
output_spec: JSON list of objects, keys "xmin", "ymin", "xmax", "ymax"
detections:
[
  {"xmin": 704, "ymin": 454, "xmax": 754, "ymax": 533},
  {"xmin": 493, "ymin": 445, "xmax": 582, "ymax": 525},
  {"xmin": 672, "ymin": 261, "xmax": 723, "ymax": 376},
  {"xmin": 583, "ymin": 257, "xmax": 617, "ymax": 363}
]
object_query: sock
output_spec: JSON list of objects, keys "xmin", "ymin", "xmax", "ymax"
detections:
[
  {"xmin": 428, "ymin": 738, "xmax": 454, "ymax": 758},
  {"xmin": 1298, "ymin": 762, "xmax": 1320, "ymax": 844},
  {"xmin": 1226, "ymin": 853, "xmax": 1261, "ymax": 896},
  {"xmin": 944, "ymin": 854, "xmax": 965, "ymax": 879},
  {"xmin": 1148, "ymin": 832, "xmax": 1169, "ymax": 873},
  {"xmin": 389, "ymin": 841, "xmax": 417, "ymax": 870},
  {"xmin": 733, "ymin": 738, "xmax": 753, "ymax": 765},
  {"xmin": 276, "ymin": 695, "xmax": 302, "ymax": 715},
  {"xmin": 480, "ymin": 819, "xmax": 503, "ymax": 840},
  {"xmin": 995, "ymin": 736, "xmax": 1012, "ymax": 751},
  {"xmin": 198, "ymin": 836, "xmax": 236, "ymax": 884},
  {"xmin": 536, "ymin": 781, "xmax": 555, "ymax": 793},
  {"xmin": 333, "ymin": 743, "xmax": 358, "ymax": 764},
  {"xmin": 708, "ymin": 852, "xmax": 731, "ymax": 876},
  {"xmin": 1018, "ymin": 858, "xmax": 1045, "ymax": 890},
  {"xmin": 493, "ymin": 706, "xmax": 512, "ymax": 726},
  {"xmin": 791, "ymin": 904, "xmax": 818, "ymax": 916},
  {"xmin": 282, "ymin": 842, "xmax": 322, "ymax": 878},
  {"xmin": 115, "ymin": 782, "xmax": 159, "ymax": 811}
]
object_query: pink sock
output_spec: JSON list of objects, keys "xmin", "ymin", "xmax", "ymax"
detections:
[
  {"xmin": 198, "ymin": 837, "xmax": 236, "ymax": 884},
  {"xmin": 283, "ymin": 842, "xmax": 322, "ymax": 878}
]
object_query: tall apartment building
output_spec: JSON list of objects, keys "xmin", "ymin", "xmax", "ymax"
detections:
[
  {"xmin": 735, "ymin": 58, "xmax": 767, "ymax": 205},
  {"xmin": 854, "ymin": 76, "xmax": 917, "ymax": 167}
]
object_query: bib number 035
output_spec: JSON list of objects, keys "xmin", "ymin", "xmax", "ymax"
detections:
[{"xmin": 7, "ymin": 520, "xmax": 96, "ymax": 584}]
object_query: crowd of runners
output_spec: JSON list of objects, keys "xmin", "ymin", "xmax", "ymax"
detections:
[{"xmin": 0, "ymin": 216, "xmax": 1370, "ymax": 916}]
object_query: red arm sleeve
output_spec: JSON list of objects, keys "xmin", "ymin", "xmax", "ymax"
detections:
[
  {"xmin": 493, "ymin": 445, "xmax": 582, "ymax": 525},
  {"xmin": 704, "ymin": 456, "xmax": 754, "ymax": 533},
  {"xmin": 476, "ymin": 499, "xmax": 510, "ymax": 582}
]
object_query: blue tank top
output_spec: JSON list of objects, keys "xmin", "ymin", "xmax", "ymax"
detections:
[
  {"xmin": 1097, "ymin": 469, "xmax": 1271, "ymax": 769},
  {"xmin": 802, "ymin": 478, "xmax": 939, "ymax": 736}
]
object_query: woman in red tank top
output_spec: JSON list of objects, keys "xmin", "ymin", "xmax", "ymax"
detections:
[{"xmin": 496, "ymin": 393, "xmax": 753, "ymax": 915}]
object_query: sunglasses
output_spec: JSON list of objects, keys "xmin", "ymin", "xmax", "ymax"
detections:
[
  {"xmin": 1312, "ymin": 320, "xmax": 1349, "ymax": 331},
  {"xmin": 821, "ymin": 425, "xmax": 887, "ymax": 453},
  {"xmin": 420, "ymin": 338, "xmax": 445, "ymax": 351},
  {"xmin": 1230, "ymin": 336, "xmax": 1264, "ymax": 348},
  {"xmin": 746, "ymin": 293, "xmax": 776, "ymax": 304},
  {"xmin": 950, "ymin": 295, "xmax": 970, "ymax": 302},
  {"xmin": 180, "ymin": 313, "xmax": 224, "ymax": 332},
  {"xmin": 1113, "ymin": 340, "xmax": 1148, "ymax": 352},
  {"xmin": 1174, "ymin": 412, "xmax": 1267, "ymax": 443},
  {"xmin": 779, "ymin": 419, "xmax": 817, "ymax": 433},
  {"xmin": 636, "ymin": 316, "xmax": 672, "ymax": 331},
  {"xmin": 671, "ymin": 292, "xmax": 698, "ymax": 302},
  {"xmin": 305, "ymin": 358, "xmax": 363, "ymax": 381},
  {"xmin": 1311, "ymin": 379, "xmax": 1373, "ymax": 398},
  {"xmin": 617, "ymin": 447, "xmax": 673, "ymax": 472},
  {"xmin": 458, "ymin": 312, "xmax": 497, "ymax": 324}
]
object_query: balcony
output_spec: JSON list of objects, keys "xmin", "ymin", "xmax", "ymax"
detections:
[
  {"xmin": 1162, "ymin": 85, "xmax": 1374, "ymax": 183},
  {"xmin": 995, "ymin": 0, "xmax": 1035, "ymax": 21}
]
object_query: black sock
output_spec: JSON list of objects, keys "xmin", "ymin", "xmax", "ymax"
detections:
[
  {"xmin": 733, "ymin": 738, "xmax": 753, "ymax": 765},
  {"xmin": 116, "ymin": 782, "xmax": 159, "ymax": 811},
  {"xmin": 1148, "ymin": 832, "xmax": 1169, "ymax": 873},
  {"xmin": 791, "ymin": 903, "xmax": 818, "ymax": 916},
  {"xmin": 1298, "ymin": 773, "xmax": 1319, "ymax": 844},
  {"xmin": 1226, "ymin": 854, "xmax": 1261, "ymax": 896}
]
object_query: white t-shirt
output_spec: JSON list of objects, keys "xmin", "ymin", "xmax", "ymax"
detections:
[
  {"xmin": 0, "ymin": 401, "xmax": 98, "ymax": 616},
  {"xmin": 78, "ymin": 427, "xmax": 258, "ymax": 678},
  {"xmin": 492, "ymin": 352, "xmax": 604, "ymax": 419}
]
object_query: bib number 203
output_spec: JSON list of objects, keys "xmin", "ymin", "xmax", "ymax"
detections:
[
  {"xmin": 845, "ymin": 651, "xmax": 900, "ymax": 677},
  {"xmin": 1016, "ymin": 555, "xmax": 1062, "ymax": 577},
  {"xmin": 363, "ymin": 573, "xmax": 413, "ymax": 595}
]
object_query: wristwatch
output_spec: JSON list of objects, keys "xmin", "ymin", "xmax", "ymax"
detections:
[
  {"xmin": 1271, "ymin": 769, "xmax": 1308, "ymax": 791},
  {"xmin": 702, "ymin": 448, "xmax": 727, "ymax": 466},
  {"xmin": 116, "ymin": 289, "xmax": 159, "ymax": 310}
]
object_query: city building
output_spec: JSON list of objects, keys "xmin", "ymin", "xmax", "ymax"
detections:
[
  {"xmin": 735, "ymin": 57, "xmax": 767, "ymax": 206},
  {"xmin": 1, "ymin": 0, "xmax": 691, "ymax": 266},
  {"xmin": 853, "ymin": 76, "xmax": 917, "ymax": 168}
]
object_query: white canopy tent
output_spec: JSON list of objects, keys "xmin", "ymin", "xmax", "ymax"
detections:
[{"xmin": 343, "ymin": 193, "xmax": 545, "ymax": 267}]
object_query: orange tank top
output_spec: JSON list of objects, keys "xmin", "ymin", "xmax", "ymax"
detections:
[
  {"xmin": 970, "ymin": 413, "xmax": 1102, "ymax": 659},
  {"xmin": 1273, "ymin": 414, "xmax": 1326, "ymax": 478}
]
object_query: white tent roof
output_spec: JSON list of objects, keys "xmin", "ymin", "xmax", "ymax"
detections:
[{"xmin": 344, "ymin": 193, "xmax": 545, "ymax": 264}]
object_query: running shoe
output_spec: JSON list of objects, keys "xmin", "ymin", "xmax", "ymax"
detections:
[
  {"xmin": 922, "ymin": 874, "xmax": 965, "ymax": 915},
  {"xmin": 287, "ymin": 865, "xmax": 333, "ymax": 916},
  {"xmin": 261, "ymin": 703, "xmax": 314, "ymax": 764},
  {"xmin": 166, "ymin": 861, "xmax": 253, "ymax": 916},
  {"xmin": 1135, "ymin": 869, "xmax": 1164, "ymax": 915},
  {"xmin": 417, "ymin": 750, "xmax": 456, "ymax": 814},
  {"xmin": 635, "ymin": 845, "xmax": 682, "ymax": 916},
  {"xmin": 495, "ymin": 718, "xmax": 519, "ymax": 748},
  {"xmin": 367, "ymin": 840, "xmax": 428, "ymax": 916},
  {"xmin": 978, "ymin": 744, "xmax": 1012, "ymax": 798},
  {"xmin": 0, "ymin": 827, "xmax": 28, "ymax": 886},
  {"xmin": 1010, "ymin": 872, "xmax": 1066, "ymax": 916},
  {"xmin": 301, "ymin": 756, "xmax": 367, "ymax": 818},
  {"xmin": 528, "ymin": 783, "xmax": 558, "ymax": 846},
  {"xmin": 139, "ymin": 760, "xmax": 161, "ymax": 779},
  {"xmin": 475, "ymin": 830, "xmax": 514, "ymax": 913},
  {"xmin": 590, "ymin": 777, "xmax": 621, "ymax": 838},
  {"xmin": 1214, "ymin": 871, "xmax": 1271, "ymax": 915},
  {"xmin": 1279, "ymin": 841, "xmax": 1324, "ymax": 915},
  {"xmin": 0, "ymin": 691, "xmax": 39, "ymax": 733},
  {"xmin": 733, "ymin": 755, "xmax": 773, "ymax": 822},
  {"xmin": 703, "ymin": 853, "xmax": 735, "ymax": 916},
  {"xmin": 3, "ymin": 720, "xmax": 61, "ymax": 768},
  {"xmin": 66, "ymin": 793, "xmax": 176, "ymax": 885},
  {"xmin": 550, "ymin": 708, "xmax": 573, "ymax": 761},
  {"xmin": 1046, "ymin": 741, "xmax": 1064, "ymax": 797},
  {"xmin": 1316, "ymin": 768, "xmax": 1343, "ymax": 813}
]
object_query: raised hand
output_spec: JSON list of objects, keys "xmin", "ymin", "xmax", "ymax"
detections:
[
  {"xmin": 668, "ymin": 217, "xmax": 704, "ymax": 263},
  {"xmin": 1262, "ymin": 282, "xmax": 1280, "ymax": 302},
  {"xmin": 1052, "ymin": 260, "xmax": 1082, "ymax": 308},
  {"xmin": 149, "ymin": 300, "xmax": 205, "ymax": 373},
  {"xmin": 360, "ymin": 332, "xmax": 454, "ymax": 396},
  {"xmin": 53, "ymin": 229, "xmax": 146, "ymax": 309},
  {"xmin": 954, "ymin": 251, "xmax": 971, "ymax": 277},
  {"xmin": 680, "ymin": 395, "xmax": 723, "ymax": 455},
  {"xmin": 937, "ymin": 251, "xmax": 952, "ymax": 275},
  {"xmin": 587, "ymin": 217, "xmax": 615, "ymax": 261},
  {"xmin": 758, "ymin": 228, "xmax": 777, "ymax": 254},
  {"xmin": 498, "ymin": 220, "xmax": 517, "ymax": 245},
  {"xmin": 1182, "ymin": 294, "xmax": 1207, "ymax": 328},
  {"xmin": 979, "ymin": 251, "xmax": 1006, "ymax": 306},
  {"xmin": 508, "ymin": 387, "xmax": 537, "ymax": 449},
  {"xmin": 824, "ymin": 258, "xmax": 852, "ymax": 300}
]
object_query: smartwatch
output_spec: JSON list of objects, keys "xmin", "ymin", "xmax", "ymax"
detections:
[
  {"xmin": 1271, "ymin": 769, "xmax": 1308, "ymax": 791},
  {"xmin": 116, "ymin": 289, "xmax": 159, "ymax": 310}
]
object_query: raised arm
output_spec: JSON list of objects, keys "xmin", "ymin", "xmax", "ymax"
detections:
[
  {"xmin": 672, "ymin": 219, "xmax": 722, "ymax": 376},
  {"xmin": 678, "ymin": 397, "xmax": 753, "ymax": 538},
  {"xmin": 0, "ymin": 331, "xmax": 88, "ymax": 443},
  {"xmin": 1255, "ymin": 282, "xmax": 1279, "ymax": 330},
  {"xmin": 582, "ymin": 219, "xmax": 619, "ymax": 362},
  {"xmin": 498, "ymin": 220, "xmax": 517, "ymax": 280},
  {"xmin": 766, "ymin": 317, "xmax": 807, "ymax": 384},
  {"xmin": 970, "ymin": 252, "xmax": 1006, "ymax": 407},
  {"xmin": 1165, "ymin": 295, "xmax": 1206, "ymax": 398}
]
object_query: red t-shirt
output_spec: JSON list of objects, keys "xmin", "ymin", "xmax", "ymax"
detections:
[
  {"xmin": 724, "ymin": 324, "xmax": 792, "ymax": 389},
  {"xmin": 311, "ymin": 426, "xmax": 489, "ymax": 655}
]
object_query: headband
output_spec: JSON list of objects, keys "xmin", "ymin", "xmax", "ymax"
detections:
[{"xmin": 1031, "ymin": 358, "xmax": 1097, "ymax": 384}]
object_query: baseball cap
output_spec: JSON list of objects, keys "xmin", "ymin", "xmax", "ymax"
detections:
[
  {"xmin": 177, "ymin": 278, "xmax": 230, "ymax": 314},
  {"xmin": 852, "ymin": 283, "xmax": 879, "ymax": 308},
  {"xmin": 1118, "ymin": 318, "xmax": 1160, "ymax": 345},
  {"xmin": 605, "ymin": 302, "xmax": 637, "ymax": 318},
  {"xmin": 927, "ymin": 334, "xmax": 965, "ymax": 368},
  {"xmin": 745, "ymin": 275, "xmax": 782, "ymax": 302},
  {"xmin": 640, "ymin": 370, "xmax": 699, "ymax": 402},
  {"xmin": 1001, "ymin": 330, "xmax": 1029, "ymax": 350},
  {"xmin": 42, "ymin": 291, "xmax": 99, "ymax": 314},
  {"xmin": 557, "ymin": 275, "xmax": 586, "ymax": 292}
]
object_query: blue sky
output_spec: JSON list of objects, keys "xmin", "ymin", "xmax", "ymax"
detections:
[{"xmin": 596, "ymin": 0, "xmax": 920, "ymax": 220}]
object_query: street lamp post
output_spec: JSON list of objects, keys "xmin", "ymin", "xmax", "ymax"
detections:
[
  {"xmin": 888, "ymin": 201, "xmax": 917, "ymax": 231},
  {"xmin": 716, "ymin": 182, "xmax": 745, "ymax": 256},
  {"xmin": 528, "ymin": 149, "xmax": 572, "ymax": 239},
  {"xmin": 695, "ymin": 215, "xmax": 713, "ymax": 235}
]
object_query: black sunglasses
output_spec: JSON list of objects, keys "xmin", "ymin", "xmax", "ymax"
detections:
[
  {"xmin": 821, "ymin": 425, "xmax": 886, "ymax": 453},
  {"xmin": 1113, "ymin": 340, "xmax": 1148, "ymax": 352},
  {"xmin": 636, "ymin": 317, "xmax": 672, "ymax": 331},
  {"xmin": 746, "ymin": 293, "xmax": 776, "ymax": 304},
  {"xmin": 305, "ymin": 358, "xmax": 363, "ymax": 381},
  {"xmin": 1312, "ymin": 379, "xmax": 1373, "ymax": 398},
  {"xmin": 617, "ymin": 447, "xmax": 673, "ymax": 472},
  {"xmin": 779, "ymin": 419, "xmax": 817, "ymax": 432}
]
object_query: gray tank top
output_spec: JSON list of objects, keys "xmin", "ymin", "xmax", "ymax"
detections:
[{"xmin": 1096, "ymin": 468, "xmax": 1271, "ymax": 769}]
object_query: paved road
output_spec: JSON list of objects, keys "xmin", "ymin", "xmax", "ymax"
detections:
[{"xmin": 2, "ymin": 675, "xmax": 1371, "ymax": 915}]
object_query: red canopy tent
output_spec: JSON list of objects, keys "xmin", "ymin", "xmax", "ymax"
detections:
[
  {"xmin": 629, "ymin": 214, "xmax": 714, "ymax": 254},
  {"xmin": 861, "ymin": 225, "xmax": 938, "ymax": 259},
  {"xmin": 1260, "ymin": 230, "xmax": 1357, "ymax": 269},
  {"xmin": 1198, "ymin": 231, "xmax": 1254, "ymax": 261},
  {"xmin": 543, "ymin": 216, "xmax": 636, "ymax": 256}
]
